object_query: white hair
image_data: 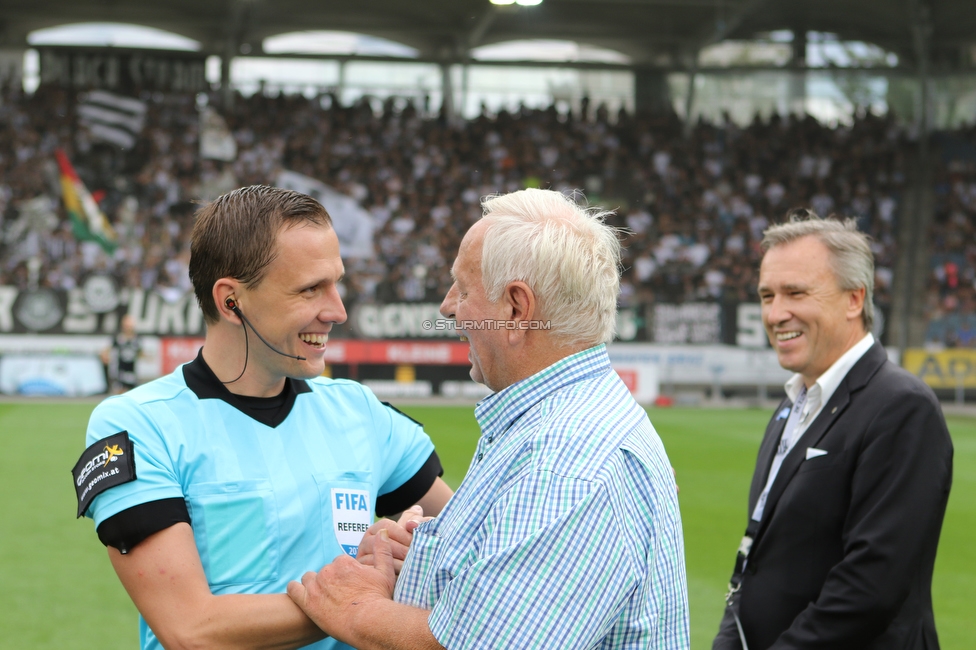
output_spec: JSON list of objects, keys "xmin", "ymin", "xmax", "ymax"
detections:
[
  {"xmin": 479, "ymin": 189, "xmax": 621, "ymax": 347},
  {"xmin": 762, "ymin": 210, "xmax": 875, "ymax": 331}
]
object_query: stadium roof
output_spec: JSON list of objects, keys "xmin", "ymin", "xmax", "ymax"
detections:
[{"xmin": 3, "ymin": 0, "xmax": 974, "ymax": 72}]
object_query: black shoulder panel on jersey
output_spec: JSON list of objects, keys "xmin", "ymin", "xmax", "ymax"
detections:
[{"xmin": 381, "ymin": 401, "xmax": 424, "ymax": 428}]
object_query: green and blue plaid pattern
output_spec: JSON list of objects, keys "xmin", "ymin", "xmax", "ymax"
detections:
[{"xmin": 395, "ymin": 345, "xmax": 690, "ymax": 649}]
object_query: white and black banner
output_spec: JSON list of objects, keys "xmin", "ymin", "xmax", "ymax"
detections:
[
  {"xmin": 0, "ymin": 287, "xmax": 887, "ymax": 346},
  {"xmin": 200, "ymin": 107, "xmax": 237, "ymax": 161},
  {"xmin": 39, "ymin": 47, "xmax": 207, "ymax": 93},
  {"xmin": 0, "ymin": 285, "xmax": 203, "ymax": 336},
  {"xmin": 276, "ymin": 171, "xmax": 375, "ymax": 259},
  {"xmin": 653, "ymin": 303, "xmax": 722, "ymax": 345},
  {"xmin": 77, "ymin": 90, "xmax": 147, "ymax": 150}
]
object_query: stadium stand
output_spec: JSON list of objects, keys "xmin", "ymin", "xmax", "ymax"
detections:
[
  {"xmin": 0, "ymin": 80, "xmax": 912, "ymax": 343},
  {"xmin": 925, "ymin": 127, "xmax": 976, "ymax": 347}
]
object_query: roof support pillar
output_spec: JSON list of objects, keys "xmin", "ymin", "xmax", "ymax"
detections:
[
  {"xmin": 789, "ymin": 30, "xmax": 807, "ymax": 114},
  {"xmin": 221, "ymin": 41, "xmax": 234, "ymax": 110},
  {"xmin": 337, "ymin": 58, "xmax": 347, "ymax": 103},
  {"xmin": 635, "ymin": 66, "xmax": 672, "ymax": 115},
  {"xmin": 440, "ymin": 62, "xmax": 455, "ymax": 121},
  {"xmin": 220, "ymin": 0, "xmax": 254, "ymax": 110},
  {"xmin": 684, "ymin": 66, "xmax": 697, "ymax": 124},
  {"xmin": 893, "ymin": 0, "xmax": 935, "ymax": 351}
]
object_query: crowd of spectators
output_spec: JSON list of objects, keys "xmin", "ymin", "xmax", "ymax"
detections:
[
  {"xmin": 926, "ymin": 127, "xmax": 976, "ymax": 348},
  {"xmin": 1, "ymin": 80, "xmax": 910, "ymax": 341}
]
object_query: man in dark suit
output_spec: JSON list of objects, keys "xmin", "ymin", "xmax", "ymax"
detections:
[{"xmin": 713, "ymin": 212, "xmax": 953, "ymax": 650}]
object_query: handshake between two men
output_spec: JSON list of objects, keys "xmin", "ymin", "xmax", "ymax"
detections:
[{"xmin": 288, "ymin": 507, "xmax": 437, "ymax": 650}]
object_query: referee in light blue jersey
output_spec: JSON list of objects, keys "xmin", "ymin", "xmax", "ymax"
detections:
[
  {"xmin": 288, "ymin": 188, "xmax": 690, "ymax": 649},
  {"xmin": 73, "ymin": 186, "xmax": 453, "ymax": 650}
]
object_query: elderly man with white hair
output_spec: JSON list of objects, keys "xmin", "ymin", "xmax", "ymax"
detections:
[{"xmin": 288, "ymin": 188, "xmax": 690, "ymax": 650}]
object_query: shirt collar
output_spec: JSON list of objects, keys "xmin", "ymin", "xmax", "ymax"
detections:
[
  {"xmin": 784, "ymin": 332, "xmax": 875, "ymax": 405},
  {"xmin": 474, "ymin": 344, "xmax": 611, "ymax": 441},
  {"xmin": 182, "ymin": 348, "xmax": 312, "ymax": 427}
]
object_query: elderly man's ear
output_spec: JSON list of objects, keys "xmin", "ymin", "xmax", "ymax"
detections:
[
  {"xmin": 504, "ymin": 281, "xmax": 536, "ymax": 340},
  {"xmin": 508, "ymin": 281, "xmax": 537, "ymax": 318}
]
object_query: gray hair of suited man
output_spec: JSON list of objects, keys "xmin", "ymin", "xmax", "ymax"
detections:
[
  {"xmin": 478, "ymin": 188, "xmax": 622, "ymax": 348},
  {"xmin": 761, "ymin": 208, "xmax": 875, "ymax": 331}
]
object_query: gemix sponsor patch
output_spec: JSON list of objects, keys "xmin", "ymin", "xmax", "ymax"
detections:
[
  {"xmin": 331, "ymin": 488, "xmax": 371, "ymax": 557},
  {"xmin": 72, "ymin": 431, "xmax": 135, "ymax": 517}
]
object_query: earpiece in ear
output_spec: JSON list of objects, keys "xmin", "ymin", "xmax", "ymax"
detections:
[{"xmin": 221, "ymin": 295, "xmax": 304, "ymax": 362}]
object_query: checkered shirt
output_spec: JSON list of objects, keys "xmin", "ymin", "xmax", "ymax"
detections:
[{"xmin": 394, "ymin": 345, "xmax": 690, "ymax": 649}]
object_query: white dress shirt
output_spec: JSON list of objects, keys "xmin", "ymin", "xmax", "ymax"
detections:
[{"xmin": 752, "ymin": 332, "xmax": 876, "ymax": 521}]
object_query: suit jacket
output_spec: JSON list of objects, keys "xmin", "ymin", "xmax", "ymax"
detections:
[{"xmin": 713, "ymin": 342, "xmax": 953, "ymax": 650}]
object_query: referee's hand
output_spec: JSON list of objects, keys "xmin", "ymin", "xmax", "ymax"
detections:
[{"xmin": 358, "ymin": 505, "xmax": 430, "ymax": 575}]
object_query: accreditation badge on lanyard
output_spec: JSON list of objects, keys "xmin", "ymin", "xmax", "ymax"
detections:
[{"xmin": 331, "ymin": 488, "xmax": 372, "ymax": 557}]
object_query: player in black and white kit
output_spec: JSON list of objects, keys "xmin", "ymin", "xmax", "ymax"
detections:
[{"xmin": 102, "ymin": 314, "xmax": 141, "ymax": 393}]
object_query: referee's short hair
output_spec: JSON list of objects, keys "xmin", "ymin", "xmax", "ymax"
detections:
[{"xmin": 189, "ymin": 185, "xmax": 332, "ymax": 324}]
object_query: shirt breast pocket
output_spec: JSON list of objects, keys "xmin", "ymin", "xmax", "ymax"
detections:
[
  {"xmin": 313, "ymin": 471, "xmax": 373, "ymax": 559},
  {"xmin": 185, "ymin": 479, "xmax": 280, "ymax": 587}
]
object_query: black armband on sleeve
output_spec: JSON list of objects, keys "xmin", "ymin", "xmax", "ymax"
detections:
[
  {"xmin": 375, "ymin": 451, "xmax": 444, "ymax": 517},
  {"xmin": 96, "ymin": 498, "xmax": 190, "ymax": 555}
]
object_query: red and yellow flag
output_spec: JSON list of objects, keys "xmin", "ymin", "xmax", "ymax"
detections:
[{"xmin": 55, "ymin": 149, "xmax": 117, "ymax": 253}]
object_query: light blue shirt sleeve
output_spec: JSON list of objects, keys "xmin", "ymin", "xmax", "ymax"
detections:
[
  {"xmin": 358, "ymin": 386, "xmax": 436, "ymax": 497},
  {"xmin": 84, "ymin": 396, "xmax": 184, "ymax": 525}
]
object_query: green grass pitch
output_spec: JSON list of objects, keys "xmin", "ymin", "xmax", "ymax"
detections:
[{"xmin": 1, "ymin": 402, "xmax": 972, "ymax": 649}]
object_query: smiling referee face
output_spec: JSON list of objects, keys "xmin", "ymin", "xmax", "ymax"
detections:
[
  {"xmin": 243, "ymin": 222, "xmax": 346, "ymax": 380},
  {"xmin": 212, "ymin": 221, "xmax": 347, "ymax": 396}
]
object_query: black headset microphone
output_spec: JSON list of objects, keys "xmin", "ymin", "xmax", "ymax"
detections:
[
  {"xmin": 220, "ymin": 297, "xmax": 306, "ymax": 385},
  {"xmin": 225, "ymin": 298, "xmax": 306, "ymax": 361}
]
